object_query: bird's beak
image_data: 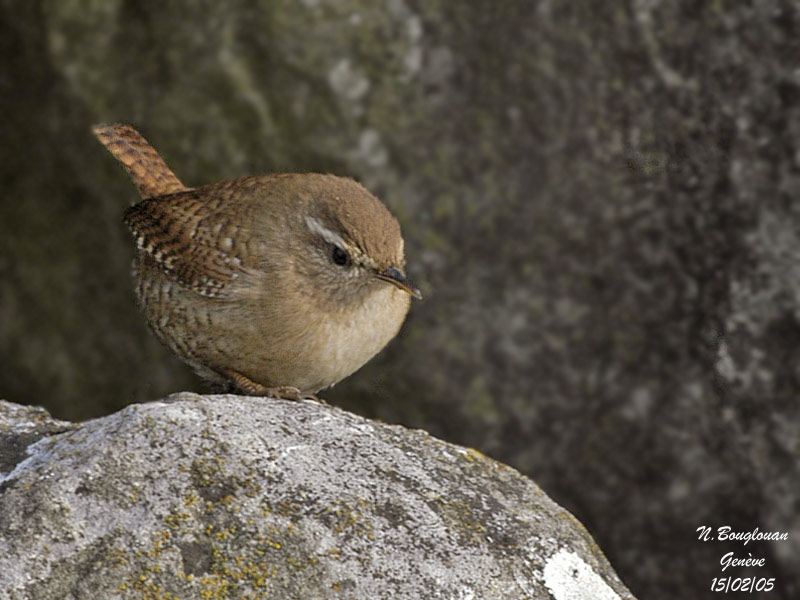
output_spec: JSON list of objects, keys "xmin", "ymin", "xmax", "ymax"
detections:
[{"xmin": 376, "ymin": 266, "xmax": 422, "ymax": 299}]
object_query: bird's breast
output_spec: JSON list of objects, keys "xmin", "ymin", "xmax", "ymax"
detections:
[{"xmin": 301, "ymin": 284, "xmax": 412, "ymax": 391}]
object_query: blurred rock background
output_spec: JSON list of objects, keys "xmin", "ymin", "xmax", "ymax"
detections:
[{"xmin": 1, "ymin": 1, "xmax": 798, "ymax": 598}]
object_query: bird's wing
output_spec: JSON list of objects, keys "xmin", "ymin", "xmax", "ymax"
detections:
[{"xmin": 123, "ymin": 184, "xmax": 259, "ymax": 298}]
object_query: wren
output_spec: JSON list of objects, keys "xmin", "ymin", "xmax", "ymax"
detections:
[{"xmin": 93, "ymin": 124, "xmax": 420, "ymax": 399}]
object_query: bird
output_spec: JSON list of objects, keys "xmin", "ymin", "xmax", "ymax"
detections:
[{"xmin": 93, "ymin": 123, "xmax": 420, "ymax": 400}]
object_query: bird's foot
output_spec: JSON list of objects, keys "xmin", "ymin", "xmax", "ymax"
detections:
[
  {"xmin": 223, "ymin": 370, "xmax": 325, "ymax": 404},
  {"xmin": 262, "ymin": 386, "xmax": 325, "ymax": 404}
]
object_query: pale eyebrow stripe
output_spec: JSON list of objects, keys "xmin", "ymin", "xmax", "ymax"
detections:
[
  {"xmin": 304, "ymin": 216, "xmax": 379, "ymax": 270},
  {"xmin": 305, "ymin": 216, "xmax": 347, "ymax": 249}
]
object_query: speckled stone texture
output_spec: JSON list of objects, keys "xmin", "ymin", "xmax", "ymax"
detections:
[
  {"xmin": 2, "ymin": 2, "xmax": 799, "ymax": 598},
  {"xmin": 0, "ymin": 396, "xmax": 635, "ymax": 600}
]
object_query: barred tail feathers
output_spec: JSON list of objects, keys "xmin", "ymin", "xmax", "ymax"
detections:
[{"xmin": 93, "ymin": 123, "xmax": 189, "ymax": 199}]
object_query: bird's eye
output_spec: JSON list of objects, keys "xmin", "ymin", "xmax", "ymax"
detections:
[{"xmin": 331, "ymin": 245, "xmax": 350, "ymax": 266}]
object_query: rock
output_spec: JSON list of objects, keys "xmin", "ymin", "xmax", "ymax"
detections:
[
  {"xmin": 0, "ymin": 396, "xmax": 635, "ymax": 600},
  {"xmin": 0, "ymin": 402, "xmax": 74, "ymax": 476}
]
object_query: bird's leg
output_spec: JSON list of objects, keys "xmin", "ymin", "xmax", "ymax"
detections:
[{"xmin": 223, "ymin": 369, "xmax": 322, "ymax": 403}]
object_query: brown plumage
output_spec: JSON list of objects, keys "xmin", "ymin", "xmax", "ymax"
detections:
[
  {"xmin": 92, "ymin": 124, "xmax": 188, "ymax": 198},
  {"xmin": 94, "ymin": 124, "xmax": 420, "ymax": 398}
]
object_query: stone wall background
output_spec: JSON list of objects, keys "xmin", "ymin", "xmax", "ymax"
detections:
[{"xmin": 1, "ymin": 1, "xmax": 798, "ymax": 598}]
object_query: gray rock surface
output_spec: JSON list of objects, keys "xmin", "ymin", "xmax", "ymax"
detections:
[
  {"xmin": 0, "ymin": 396, "xmax": 634, "ymax": 600},
  {"xmin": 1, "ymin": 2, "xmax": 799, "ymax": 598}
]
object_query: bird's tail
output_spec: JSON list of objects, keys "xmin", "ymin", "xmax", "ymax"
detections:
[{"xmin": 92, "ymin": 123, "xmax": 189, "ymax": 199}]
